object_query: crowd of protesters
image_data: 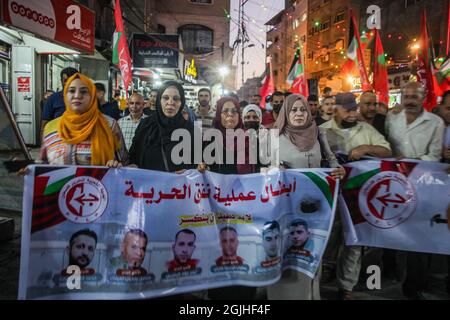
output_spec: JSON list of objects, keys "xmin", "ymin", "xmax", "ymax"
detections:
[{"xmin": 32, "ymin": 69, "xmax": 450, "ymax": 300}]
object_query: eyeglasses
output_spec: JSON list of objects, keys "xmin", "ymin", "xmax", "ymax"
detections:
[{"xmin": 221, "ymin": 108, "xmax": 238, "ymax": 115}]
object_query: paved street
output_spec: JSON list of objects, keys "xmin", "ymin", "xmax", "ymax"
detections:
[{"xmin": 1, "ymin": 209, "xmax": 448, "ymax": 300}]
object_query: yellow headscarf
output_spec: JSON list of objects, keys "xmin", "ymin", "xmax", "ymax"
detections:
[{"xmin": 58, "ymin": 73, "xmax": 119, "ymax": 166}]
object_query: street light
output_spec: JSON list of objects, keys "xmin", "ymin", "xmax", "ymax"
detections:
[{"xmin": 219, "ymin": 66, "xmax": 230, "ymax": 96}]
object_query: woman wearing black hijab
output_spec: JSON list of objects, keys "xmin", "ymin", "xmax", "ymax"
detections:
[{"xmin": 129, "ymin": 81, "xmax": 201, "ymax": 172}]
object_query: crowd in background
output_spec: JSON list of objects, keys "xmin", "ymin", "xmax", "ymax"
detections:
[{"xmin": 35, "ymin": 68, "xmax": 450, "ymax": 300}]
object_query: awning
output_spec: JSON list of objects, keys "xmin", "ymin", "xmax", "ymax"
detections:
[{"xmin": 0, "ymin": 26, "xmax": 79, "ymax": 54}]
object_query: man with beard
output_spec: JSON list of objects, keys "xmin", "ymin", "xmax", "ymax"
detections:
[
  {"xmin": 148, "ymin": 89, "xmax": 158, "ymax": 111},
  {"xmin": 285, "ymin": 219, "xmax": 314, "ymax": 263},
  {"xmin": 358, "ymin": 91, "xmax": 387, "ymax": 137},
  {"xmin": 62, "ymin": 229, "xmax": 97, "ymax": 276},
  {"xmin": 320, "ymin": 92, "xmax": 391, "ymax": 300},
  {"xmin": 316, "ymin": 96, "xmax": 335, "ymax": 126},
  {"xmin": 111, "ymin": 229, "xmax": 149, "ymax": 277},
  {"xmin": 250, "ymin": 94, "xmax": 262, "ymax": 107},
  {"xmin": 386, "ymin": 82, "xmax": 445, "ymax": 299},
  {"xmin": 195, "ymin": 88, "xmax": 215, "ymax": 129},
  {"xmin": 166, "ymin": 229, "xmax": 199, "ymax": 273},
  {"xmin": 262, "ymin": 91, "xmax": 284, "ymax": 129},
  {"xmin": 307, "ymin": 94, "xmax": 320, "ymax": 119}
]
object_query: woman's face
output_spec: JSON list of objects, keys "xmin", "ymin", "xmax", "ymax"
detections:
[
  {"xmin": 221, "ymin": 101, "xmax": 239, "ymax": 129},
  {"xmin": 161, "ymin": 86, "xmax": 182, "ymax": 118},
  {"xmin": 288, "ymin": 100, "xmax": 309, "ymax": 127},
  {"xmin": 66, "ymin": 78, "xmax": 91, "ymax": 114}
]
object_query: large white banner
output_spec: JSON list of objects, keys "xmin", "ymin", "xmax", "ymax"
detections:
[
  {"xmin": 340, "ymin": 159, "xmax": 450, "ymax": 254},
  {"xmin": 19, "ymin": 166, "xmax": 338, "ymax": 300}
]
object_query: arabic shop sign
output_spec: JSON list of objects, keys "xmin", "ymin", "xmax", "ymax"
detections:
[
  {"xmin": 184, "ymin": 59, "xmax": 197, "ymax": 84},
  {"xmin": 131, "ymin": 33, "xmax": 179, "ymax": 69},
  {"xmin": 1, "ymin": 0, "xmax": 95, "ymax": 53}
]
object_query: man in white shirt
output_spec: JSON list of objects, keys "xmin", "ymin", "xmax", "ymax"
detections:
[
  {"xmin": 385, "ymin": 82, "xmax": 445, "ymax": 300},
  {"xmin": 118, "ymin": 93, "xmax": 148, "ymax": 151},
  {"xmin": 386, "ymin": 82, "xmax": 445, "ymax": 162}
]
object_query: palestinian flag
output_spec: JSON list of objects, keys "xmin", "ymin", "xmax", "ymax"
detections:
[
  {"xmin": 340, "ymin": 10, "xmax": 372, "ymax": 91},
  {"xmin": 301, "ymin": 171, "xmax": 337, "ymax": 209},
  {"xmin": 436, "ymin": 54, "xmax": 450, "ymax": 92},
  {"xmin": 31, "ymin": 167, "xmax": 109, "ymax": 234},
  {"xmin": 287, "ymin": 46, "xmax": 309, "ymax": 96},
  {"xmin": 372, "ymin": 29, "xmax": 389, "ymax": 105},
  {"xmin": 113, "ymin": 0, "xmax": 132, "ymax": 94}
]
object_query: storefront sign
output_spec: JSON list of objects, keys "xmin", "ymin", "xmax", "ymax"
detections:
[
  {"xmin": 17, "ymin": 76, "xmax": 30, "ymax": 92},
  {"xmin": 132, "ymin": 33, "xmax": 179, "ymax": 69},
  {"xmin": 184, "ymin": 59, "xmax": 197, "ymax": 84},
  {"xmin": 1, "ymin": 0, "xmax": 95, "ymax": 53}
]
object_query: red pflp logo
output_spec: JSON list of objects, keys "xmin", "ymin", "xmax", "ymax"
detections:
[
  {"xmin": 359, "ymin": 172, "xmax": 417, "ymax": 229},
  {"xmin": 58, "ymin": 176, "xmax": 108, "ymax": 224}
]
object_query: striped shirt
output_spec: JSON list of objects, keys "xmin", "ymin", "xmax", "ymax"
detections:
[
  {"xmin": 194, "ymin": 107, "xmax": 215, "ymax": 129},
  {"xmin": 118, "ymin": 114, "xmax": 148, "ymax": 151}
]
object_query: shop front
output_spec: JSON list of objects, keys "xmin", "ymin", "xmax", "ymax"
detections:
[
  {"xmin": 0, "ymin": 0, "xmax": 95, "ymax": 145},
  {"xmin": 130, "ymin": 33, "xmax": 184, "ymax": 99}
]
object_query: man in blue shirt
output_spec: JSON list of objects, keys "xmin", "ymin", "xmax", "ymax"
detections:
[{"xmin": 95, "ymin": 83, "xmax": 121, "ymax": 120}]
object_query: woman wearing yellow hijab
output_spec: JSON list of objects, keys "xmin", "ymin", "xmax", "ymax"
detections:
[{"xmin": 40, "ymin": 73, "xmax": 127, "ymax": 166}]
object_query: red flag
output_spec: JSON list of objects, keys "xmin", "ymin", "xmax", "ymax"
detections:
[
  {"xmin": 113, "ymin": 0, "xmax": 132, "ymax": 95},
  {"xmin": 373, "ymin": 29, "xmax": 389, "ymax": 104},
  {"xmin": 417, "ymin": 10, "xmax": 438, "ymax": 111},
  {"xmin": 340, "ymin": 10, "xmax": 372, "ymax": 91},
  {"xmin": 447, "ymin": 0, "xmax": 450, "ymax": 56},
  {"xmin": 259, "ymin": 61, "xmax": 274, "ymax": 109}
]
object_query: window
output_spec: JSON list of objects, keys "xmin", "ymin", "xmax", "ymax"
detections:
[
  {"xmin": 190, "ymin": 0, "xmax": 213, "ymax": 4},
  {"xmin": 308, "ymin": 51, "xmax": 314, "ymax": 60},
  {"xmin": 321, "ymin": 17, "xmax": 331, "ymax": 31},
  {"xmin": 334, "ymin": 11, "xmax": 346, "ymax": 24},
  {"xmin": 157, "ymin": 24, "xmax": 166, "ymax": 34},
  {"xmin": 292, "ymin": 18, "xmax": 299, "ymax": 30},
  {"xmin": 178, "ymin": 24, "xmax": 213, "ymax": 54}
]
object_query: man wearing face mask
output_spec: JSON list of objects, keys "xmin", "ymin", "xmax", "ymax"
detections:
[
  {"xmin": 320, "ymin": 93, "xmax": 392, "ymax": 300},
  {"xmin": 320, "ymin": 92, "xmax": 392, "ymax": 160},
  {"xmin": 262, "ymin": 91, "xmax": 284, "ymax": 129},
  {"xmin": 385, "ymin": 82, "xmax": 445, "ymax": 300}
]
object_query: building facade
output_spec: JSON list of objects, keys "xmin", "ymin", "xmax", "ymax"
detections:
[
  {"xmin": 264, "ymin": 0, "xmax": 450, "ymax": 98},
  {"xmin": 265, "ymin": 0, "xmax": 308, "ymax": 92}
]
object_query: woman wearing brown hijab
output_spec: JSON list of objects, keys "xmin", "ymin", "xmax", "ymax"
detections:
[{"xmin": 267, "ymin": 94, "xmax": 345, "ymax": 300}]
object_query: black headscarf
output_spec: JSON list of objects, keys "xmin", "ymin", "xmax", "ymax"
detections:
[{"xmin": 129, "ymin": 81, "xmax": 197, "ymax": 171}]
